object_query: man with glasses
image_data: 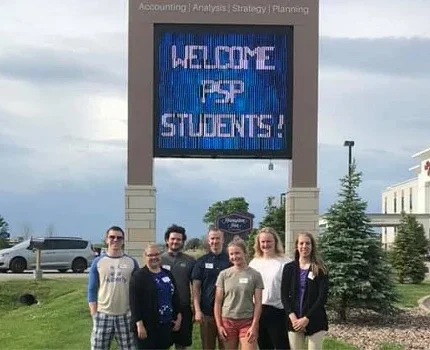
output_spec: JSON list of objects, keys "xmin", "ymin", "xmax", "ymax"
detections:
[{"xmin": 88, "ymin": 226, "xmax": 139, "ymax": 350}]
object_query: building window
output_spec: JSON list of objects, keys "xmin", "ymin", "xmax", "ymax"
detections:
[
  {"xmin": 401, "ymin": 190, "xmax": 405, "ymax": 212},
  {"xmin": 394, "ymin": 192, "xmax": 397, "ymax": 213},
  {"xmin": 384, "ymin": 197, "xmax": 387, "ymax": 214},
  {"xmin": 409, "ymin": 188, "xmax": 413, "ymax": 212}
]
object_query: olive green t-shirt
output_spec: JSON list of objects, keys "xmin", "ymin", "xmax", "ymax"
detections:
[{"xmin": 215, "ymin": 266, "xmax": 264, "ymax": 319}]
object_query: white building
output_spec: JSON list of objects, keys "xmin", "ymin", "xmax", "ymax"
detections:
[{"xmin": 381, "ymin": 147, "xmax": 430, "ymax": 249}]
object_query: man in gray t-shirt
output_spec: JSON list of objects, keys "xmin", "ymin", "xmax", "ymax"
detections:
[{"xmin": 160, "ymin": 224, "xmax": 196, "ymax": 350}]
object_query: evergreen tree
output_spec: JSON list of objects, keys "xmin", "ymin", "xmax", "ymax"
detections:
[
  {"xmin": 320, "ymin": 163, "xmax": 397, "ymax": 321},
  {"xmin": 0, "ymin": 215, "xmax": 9, "ymax": 234},
  {"xmin": 390, "ymin": 213, "xmax": 429, "ymax": 284}
]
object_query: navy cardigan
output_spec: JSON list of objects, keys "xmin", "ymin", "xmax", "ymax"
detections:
[
  {"xmin": 129, "ymin": 266, "xmax": 180, "ymax": 332},
  {"xmin": 281, "ymin": 261, "xmax": 329, "ymax": 336}
]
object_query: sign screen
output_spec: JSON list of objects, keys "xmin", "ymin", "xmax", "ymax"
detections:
[{"xmin": 154, "ymin": 24, "xmax": 293, "ymax": 158}]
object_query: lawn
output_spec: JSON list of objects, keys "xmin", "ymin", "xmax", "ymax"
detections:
[
  {"xmin": 0, "ymin": 278, "xmax": 428, "ymax": 349},
  {"xmin": 395, "ymin": 280, "xmax": 430, "ymax": 308}
]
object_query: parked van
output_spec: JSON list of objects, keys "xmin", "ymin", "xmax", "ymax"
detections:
[{"xmin": 0, "ymin": 237, "xmax": 95, "ymax": 273}]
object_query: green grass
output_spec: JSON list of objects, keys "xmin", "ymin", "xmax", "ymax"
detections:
[
  {"xmin": 395, "ymin": 281, "xmax": 430, "ymax": 308},
  {"xmin": 1, "ymin": 278, "xmax": 428, "ymax": 349}
]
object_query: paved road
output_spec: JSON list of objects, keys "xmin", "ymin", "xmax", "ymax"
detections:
[{"xmin": 0, "ymin": 270, "xmax": 89, "ymax": 281}]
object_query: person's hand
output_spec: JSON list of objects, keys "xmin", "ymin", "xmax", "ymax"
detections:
[
  {"xmin": 246, "ymin": 324, "xmax": 258, "ymax": 344},
  {"xmin": 218, "ymin": 325, "xmax": 228, "ymax": 342},
  {"xmin": 136, "ymin": 322, "xmax": 147, "ymax": 339},
  {"xmin": 194, "ymin": 310, "xmax": 204, "ymax": 323},
  {"xmin": 172, "ymin": 314, "xmax": 182, "ymax": 331},
  {"xmin": 293, "ymin": 317, "xmax": 309, "ymax": 332}
]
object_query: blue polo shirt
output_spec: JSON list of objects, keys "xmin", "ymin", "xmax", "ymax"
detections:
[{"xmin": 191, "ymin": 251, "xmax": 231, "ymax": 316}]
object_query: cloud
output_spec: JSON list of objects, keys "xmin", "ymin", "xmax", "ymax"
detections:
[
  {"xmin": 0, "ymin": 47, "xmax": 123, "ymax": 86},
  {"xmin": 320, "ymin": 37, "xmax": 430, "ymax": 77}
]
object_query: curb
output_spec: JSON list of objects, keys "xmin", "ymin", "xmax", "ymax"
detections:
[{"xmin": 418, "ymin": 295, "xmax": 430, "ymax": 313}]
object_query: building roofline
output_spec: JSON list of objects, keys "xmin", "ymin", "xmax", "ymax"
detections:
[
  {"xmin": 412, "ymin": 147, "xmax": 430, "ymax": 159},
  {"xmin": 384, "ymin": 177, "xmax": 417, "ymax": 190}
]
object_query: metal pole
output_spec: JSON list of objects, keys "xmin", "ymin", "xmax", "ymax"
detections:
[{"xmin": 348, "ymin": 145, "xmax": 352, "ymax": 175}]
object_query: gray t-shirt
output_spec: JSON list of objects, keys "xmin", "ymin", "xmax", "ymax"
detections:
[
  {"xmin": 160, "ymin": 251, "xmax": 196, "ymax": 306},
  {"xmin": 215, "ymin": 266, "xmax": 264, "ymax": 319}
]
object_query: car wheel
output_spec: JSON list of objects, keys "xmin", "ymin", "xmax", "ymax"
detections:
[
  {"xmin": 10, "ymin": 257, "xmax": 27, "ymax": 273},
  {"xmin": 58, "ymin": 269, "xmax": 68, "ymax": 273},
  {"xmin": 72, "ymin": 258, "xmax": 87, "ymax": 273}
]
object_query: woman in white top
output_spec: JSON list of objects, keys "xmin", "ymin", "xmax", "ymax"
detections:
[{"xmin": 249, "ymin": 227, "xmax": 291, "ymax": 350}]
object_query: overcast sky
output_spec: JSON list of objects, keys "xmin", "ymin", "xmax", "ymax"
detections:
[{"xmin": 0, "ymin": 0, "xmax": 429, "ymax": 243}]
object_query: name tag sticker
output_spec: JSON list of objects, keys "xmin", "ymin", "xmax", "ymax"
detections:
[
  {"xmin": 119, "ymin": 264, "xmax": 128, "ymax": 269},
  {"xmin": 239, "ymin": 278, "xmax": 248, "ymax": 284},
  {"xmin": 180, "ymin": 263, "xmax": 186, "ymax": 267},
  {"xmin": 162, "ymin": 276, "xmax": 171, "ymax": 283},
  {"xmin": 162, "ymin": 265, "xmax": 171, "ymax": 271},
  {"xmin": 308, "ymin": 271, "xmax": 315, "ymax": 280},
  {"xmin": 205, "ymin": 263, "xmax": 214, "ymax": 269}
]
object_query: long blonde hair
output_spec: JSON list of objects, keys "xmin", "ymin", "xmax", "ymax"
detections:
[
  {"xmin": 253, "ymin": 227, "xmax": 284, "ymax": 258},
  {"xmin": 295, "ymin": 232, "xmax": 327, "ymax": 277}
]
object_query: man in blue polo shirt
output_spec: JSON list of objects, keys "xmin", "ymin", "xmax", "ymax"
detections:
[{"xmin": 192, "ymin": 228, "xmax": 231, "ymax": 350}]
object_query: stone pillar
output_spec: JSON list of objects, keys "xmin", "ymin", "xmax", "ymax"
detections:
[
  {"xmin": 125, "ymin": 185, "xmax": 156, "ymax": 266},
  {"xmin": 285, "ymin": 187, "xmax": 320, "ymax": 258}
]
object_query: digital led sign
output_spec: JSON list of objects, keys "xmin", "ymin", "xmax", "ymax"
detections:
[{"xmin": 154, "ymin": 24, "xmax": 293, "ymax": 158}]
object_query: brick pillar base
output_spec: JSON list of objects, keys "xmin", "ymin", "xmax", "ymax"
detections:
[
  {"xmin": 285, "ymin": 187, "xmax": 319, "ymax": 259},
  {"xmin": 125, "ymin": 185, "xmax": 156, "ymax": 266}
]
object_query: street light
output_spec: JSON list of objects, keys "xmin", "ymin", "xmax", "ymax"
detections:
[{"xmin": 343, "ymin": 140, "xmax": 355, "ymax": 175}]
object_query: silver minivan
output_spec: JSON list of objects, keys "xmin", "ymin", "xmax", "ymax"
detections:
[{"xmin": 0, "ymin": 237, "xmax": 95, "ymax": 273}]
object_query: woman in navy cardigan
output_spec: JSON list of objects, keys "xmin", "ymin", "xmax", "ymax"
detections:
[
  {"xmin": 129, "ymin": 244, "xmax": 182, "ymax": 349},
  {"xmin": 281, "ymin": 232, "xmax": 328, "ymax": 350}
]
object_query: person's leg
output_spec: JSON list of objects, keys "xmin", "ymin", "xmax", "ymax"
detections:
[
  {"xmin": 155, "ymin": 323, "xmax": 174, "ymax": 350},
  {"xmin": 265, "ymin": 308, "xmax": 289, "ymax": 350},
  {"xmin": 257, "ymin": 326, "xmax": 272, "ymax": 350},
  {"xmin": 238, "ymin": 318, "xmax": 257, "ymax": 350},
  {"xmin": 222, "ymin": 318, "xmax": 240, "ymax": 350},
  {"xmin": 172, "ymin": 306, "xmax": 193, "ymax": 350},
  {"xmin": 91, "ymin": 312, "xmax": 115, "ymax": 350},
  {"xmin": 114, "ymin": 313, "xmax": 136, "ymax": 350},
  {"xmin": 307, "ymin": 331, "xmax": 326, "ymax": 350},
  {"xmin": 288, "ymin": 331, "xmax": 305, "ymax": 350},
  {"xmin": 200, "ymin": 315, "xmax": 217, "ymax": 350}
]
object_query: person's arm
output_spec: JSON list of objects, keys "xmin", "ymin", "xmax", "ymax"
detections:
[
  {"xmin": 87, "ymin": 258, "xmax": 100, "ymax": 316},
  {"xmin": 305, "ymin": 271, "xmax": 329, "ymax": 319},
  {"xmin": 214, "ymin": 286, "xmax": 227, "ymax": 342},
  {"xmin": 281, "ymin": 263, "xmax": 297, "ymax": 323},
  {"xmin": 170, "ymin": 271, "xmax": 182, "ymax": 331},
  {"xmin": 246, "ymin": 287, "xmax": 262, "ymax": 343},
  {"xmin": 191, "ymin": 259, "xmax": 204, "ymax": 322}
]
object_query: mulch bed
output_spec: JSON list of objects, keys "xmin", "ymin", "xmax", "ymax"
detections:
[{"xmin": 327, "ymin": 308, "xmax": 430, "ymax": 349}]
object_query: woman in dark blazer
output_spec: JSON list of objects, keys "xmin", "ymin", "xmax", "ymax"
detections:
[
  {"xmin": 129, "ymin": 244, "xmax": 182, "ymax": 350},
  {"xmin": 281, "ymin": 232, "xmax": 328, "ymax": 350}
]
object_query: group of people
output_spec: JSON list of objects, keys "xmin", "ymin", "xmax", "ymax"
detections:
[{"xmin": 87, "ymin": 225, "xmax": 329, "ymax": 350}]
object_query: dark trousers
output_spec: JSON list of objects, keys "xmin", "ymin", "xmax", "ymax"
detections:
[
  {"xmin": 135, "ymin": 322, "xmax": 172, "ymax": 350},
  {"xmin": 258, "ymin": 305, "xmax": 290, "ymax": 350}
]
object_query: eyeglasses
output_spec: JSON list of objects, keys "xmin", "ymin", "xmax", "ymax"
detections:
[
  {"xmin": 146, "ymin": 253, "xmax": 160, "ymax": 257},
  {"xmin": 108, "ymin": 235, "xmax": 124, "ymax": 241}
]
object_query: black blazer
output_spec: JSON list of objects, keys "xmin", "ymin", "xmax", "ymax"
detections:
[
  {"xmin": 281, "ymin": 261, "xmax": 329, "ymax": 336},
  {"xmin": 129, "ymin": 266, "xmax": 181, "ymax": 332}
]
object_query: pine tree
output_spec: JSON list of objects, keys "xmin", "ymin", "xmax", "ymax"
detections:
[
  {"xmin": 390, "ymin": 213, "xmax": 429, "ymax": 284},
  {"xmin": 0, "ymin": 215, "xmax": 9, "ymax": 234},
  {"xmin": 319, "ymin": 163, "xmax": 397, "ymax": 321}
]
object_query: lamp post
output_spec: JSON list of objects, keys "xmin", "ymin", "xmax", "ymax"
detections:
[{"xmin": 343, "ymin": 140, "xmax": 355, "ymax": 175}]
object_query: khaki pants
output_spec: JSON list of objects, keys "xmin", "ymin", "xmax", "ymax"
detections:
[
  {"xmin": 200, "ymin": 315, "xmax": 225, "ymax": 350},
  {"xmin": 288, "ymin": 330, "xmax": 326, "ymax": 350}
]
